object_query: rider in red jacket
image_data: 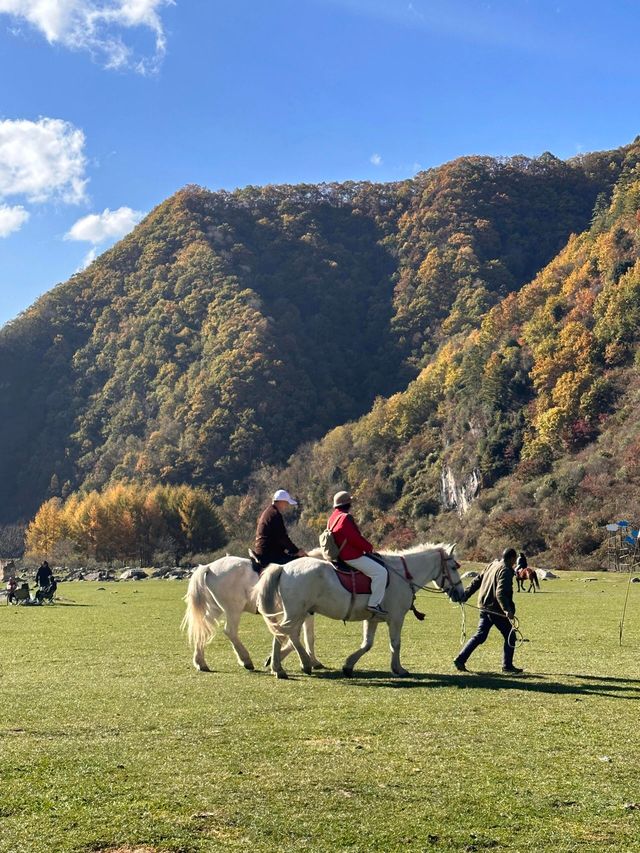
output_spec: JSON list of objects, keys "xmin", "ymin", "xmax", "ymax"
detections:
[{"xmin": 327, "ymin": 491, "xmax": 387, "ymax": 616}]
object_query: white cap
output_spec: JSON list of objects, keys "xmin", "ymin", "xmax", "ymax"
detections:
[{"xmin": 273, "ymin": 489, "xmax": 298, "ymax": 506}]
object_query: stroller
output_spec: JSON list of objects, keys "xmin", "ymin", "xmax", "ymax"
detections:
[
  {"xmin": 8, "ymin": 581, "xmax": 32, "ymax": 605},
  {"xmin": 35, "ymin": 578, "xmax": 58, "ymax": 604}
]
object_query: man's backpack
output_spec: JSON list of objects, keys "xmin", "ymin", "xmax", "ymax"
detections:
[{"xmin": 319, "ymin": 517, "xmax": 345, "ymax": 562}]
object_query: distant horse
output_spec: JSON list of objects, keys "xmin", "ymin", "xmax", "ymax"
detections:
[
  {"xmin": 516, "ymin": 567, "xmax": 540, "ymax": 593},
  {"xmin": 256, "ymin": 543, "xmax": 464, "ymax": 679},
  {"xmin": 182, "ymin": 556, "xmax": 321, "ymax": 672}
]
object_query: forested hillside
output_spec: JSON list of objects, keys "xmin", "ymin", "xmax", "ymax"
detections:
[
  {"xmin": 0, "ymin": 143, "xmax": 630, "ymax": 529},
  {"xmin": 255, "ymin": 139, "xmax": 640, "ymax": 569}
]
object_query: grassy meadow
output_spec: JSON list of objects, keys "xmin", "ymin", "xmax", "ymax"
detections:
[{"xmin": 1, "ymin": 571, "xmax": 639, "ymax": 853}]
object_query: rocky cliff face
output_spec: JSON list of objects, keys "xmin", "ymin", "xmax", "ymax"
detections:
[{"xmin": 441, "ymin": 465, "xmax": 482, "ymax": 515}]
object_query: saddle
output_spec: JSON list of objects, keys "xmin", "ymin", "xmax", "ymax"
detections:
[{"xmin": 333, "ymin": 555, "xmax": 390, "ymax": 595}]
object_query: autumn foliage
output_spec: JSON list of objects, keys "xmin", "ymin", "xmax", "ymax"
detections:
[{"xmin": 25, "ymin": 484, "xmax": 226, "ymax": 565}]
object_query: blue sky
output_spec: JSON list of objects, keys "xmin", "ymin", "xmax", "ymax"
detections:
[{"xmin": 0, "ymin": 0, "xmax": 639, "ymax": 326}]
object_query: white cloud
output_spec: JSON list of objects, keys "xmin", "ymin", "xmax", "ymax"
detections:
[
  {"xmin": 370, "ymin": 153, "xmax": 383, "ymax": 166},
  {"xmin": 66, "ymin": 206, "xmax": 145, "ymax": 243},
  {"xmin": 0, "ymin": 0, "xmax": 173, "ymax": 73},
  {"xmin": 0, "ymin": 118, "xmax": 87, "ymax": 204},
  {"xmin": 0, "ymin": 204, "xmax": 29, "ymax": 237},
  {"xmin": 77, "ymin": 247, "xmax": 99, "ymax": 271}
]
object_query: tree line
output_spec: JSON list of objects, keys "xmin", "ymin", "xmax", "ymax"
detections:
[{"xmin": 25, "ymin": 484, "xmax": 226, "ymax": 566}]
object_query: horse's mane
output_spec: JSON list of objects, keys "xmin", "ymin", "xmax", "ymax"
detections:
[{"xmin": 380, "ymin": 542, "xmax": 454, "ymax": 557}]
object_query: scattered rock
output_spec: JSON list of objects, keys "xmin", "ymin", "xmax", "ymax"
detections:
[
  {"xmin": 461, "ymin": 570, "xmax": 479, "ymax": 579},
  {"xmin": 152, "ymin": 565, "xmax": 191, "ymax": 579},
  {"xmin": 631, "ymin": 577, "xmax": 640, "ymax": 584},
  {"xmin": 537, "ymin": 569, "xmax": 558, "ymax": 580},
  {"xmin": 120, "ymin": 569, "xmax": 148, "ymax": 581}
]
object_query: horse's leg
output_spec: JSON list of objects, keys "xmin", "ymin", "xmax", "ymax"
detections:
[
  {"xmin": 270, "ymin": 635, "xmax": 288, "ymax": 679},
  {"xmin": 194, "ymin": 643, "xmax": 211, "ymax": 672},
  {"xmin": 389, "ymin": 616, "xmax": 409, "ymax": 676},
  {"xmin": 302, "ymin": 615, "xmax": 325, "ymax": 669},
  {"xmin": 223, "ymin": 609, "xmax": 254, "ymax": 670},
  {"xmin": 343, "ymin": 619, "xmax": 379, "ymax": 677},
  {"xmin": 193, "ymin": 603, "xmax": 222, "ymax": 673},
  {"xmin": 288, "ymin": 621, "xmax": 313, "ymax": 675}
]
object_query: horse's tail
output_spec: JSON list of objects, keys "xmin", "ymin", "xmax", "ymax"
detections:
[
  {"xmin": 181, "ymin": 564, "xmax": 222, "ymax": 652},
  {"xmin": 256, "ymin": 564, "xmax": 287, "ymax": 638}
]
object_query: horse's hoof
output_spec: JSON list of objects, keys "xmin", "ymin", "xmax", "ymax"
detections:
[
  {"xmin": 393, "ymin": 669, "xmax": 410, "ymax": 678},
  {"xmin": 312, "ymin": 662, "xmax": 327, "ymax": 670},
  {"xmin": 342, "ymin": 666, "xmax": 353, "ymax": 678},
  {"xmin": 243, "ymin": 661, "xmax": 255, "ymax": 671},
  {"xmin": 195, "ymin": 663, "xmax": 212, "ymax": 673},
  {"xmin": 301, "ymin": 666, "xmax": 312, "ymax": 675},
  {"xmin": 276, "ymin": 671, "xmax": 289, "ymax": 680}
]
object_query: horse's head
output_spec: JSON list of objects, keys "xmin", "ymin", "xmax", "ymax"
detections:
[{"xmin": 436, "ymin": 544, "xmax": 465, "ymax": 603}]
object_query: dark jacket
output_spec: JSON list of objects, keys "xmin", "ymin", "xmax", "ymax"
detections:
[
  {"xmin": 327, "ymin": 508, "xmax": 373, "ymax": 561},
  {"xmin": 465, "ymin": 559, "xmax": 515, "ymax": 618},
  {"xmin": 254, "ymin": 504, "xmax": 299, "ymax": 563},
  {"xmin": 36, "ymin": 563, "xmax": 53, "ymax": 587}
]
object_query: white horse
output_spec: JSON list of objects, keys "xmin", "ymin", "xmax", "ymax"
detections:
[
  {"xmin": 181, "ymin": 556, "xmax": 322, "ymax": 672},
  {"xmin": 256, "ymin": 543, "xmax": 464, "ymax": 679}
]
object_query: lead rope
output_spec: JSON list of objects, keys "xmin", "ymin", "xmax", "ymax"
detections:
[
  {"xmin": 459, "ymin": 603, "xmax": 529, "ymax": 649},
  {"xmin": 460, "ymin": 603, "xmax": 466, "ymax": 645}
]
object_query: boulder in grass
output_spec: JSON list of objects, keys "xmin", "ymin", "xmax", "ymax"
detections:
[
  {"xmin": 631, "ymin": 577, "xmax": 640, "ymax": 584},
  {"xmin": 537, "ymin": 569, "xmax": 558, "ymax": 580},
  {"xmin": 461, "ymin": 570, "xmax": 479, "ymax": 579},
  {"xmin": 166, "ymin": 569, "xmax": 190, "ymax": 580},
  {"xmin": 120, "ymin": 568, "xmax": 148, "ymax": 580}
]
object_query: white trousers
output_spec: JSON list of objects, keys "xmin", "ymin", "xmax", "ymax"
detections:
[{"xmin": 345, "ymin": 555, "xmax": 387, "ymax": 607}]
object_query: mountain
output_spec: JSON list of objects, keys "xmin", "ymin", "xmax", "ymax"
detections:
[
  {"xmin": 257, "ymin": 139, "xmax": 640, "ymax": 569},
  {"xmin": 0, "ymin": 143, "xmax": 630, "ymax": 527}
]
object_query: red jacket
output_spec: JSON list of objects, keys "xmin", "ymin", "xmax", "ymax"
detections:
[{"xmin": 327, "ymin": 508, "xmax": 373, "ymax": 561}]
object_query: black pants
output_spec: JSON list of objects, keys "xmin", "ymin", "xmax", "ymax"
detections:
[{"xmin": 456, "ymin": 611, "xmax": 515, "ymax": 669}]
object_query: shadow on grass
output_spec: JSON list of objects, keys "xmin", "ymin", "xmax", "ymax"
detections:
[{"xmin": 311, "ymin": 668, "xmax": 640, "ymax": 699}]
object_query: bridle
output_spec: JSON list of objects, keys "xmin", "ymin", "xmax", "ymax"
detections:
[
  {"xmin": 396, "ymin": 548, "xmax": 462, "ymax": 598},
  {"xmin": 438, "ymin": 549, "xmax": 462, "ymax": 596}
]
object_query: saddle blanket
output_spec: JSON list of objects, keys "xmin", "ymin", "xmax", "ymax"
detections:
[
  {"xmin": 335, "ymin": 567, "xmax": 373, "ymax": 595},
  {"xmin": 333, "ymin": 560, "xmax": 390, "ymax": 595}
]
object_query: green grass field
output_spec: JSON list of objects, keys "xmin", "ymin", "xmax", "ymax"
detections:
[{"xmin": 1, "ymin": 572, "xmax": 639, "ymax": 853}]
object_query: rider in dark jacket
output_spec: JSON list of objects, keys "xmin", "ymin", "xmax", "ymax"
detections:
[{"xmin": 254, "ymin": 490, "xmax": 307, "ymax": 568}]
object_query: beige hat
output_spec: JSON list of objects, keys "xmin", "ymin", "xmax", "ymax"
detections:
[{"xmin": 333, "ymin": 490, "xmax": 352, "ymax": 508}]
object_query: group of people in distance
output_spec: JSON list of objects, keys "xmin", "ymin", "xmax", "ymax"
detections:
[
  {"xmin": 253, "ymin": 489, "xmax": 526, "ymax": 675},
  {"xmin": 5, "ymin": 560, "xmax": 57, "ymax": 604}
]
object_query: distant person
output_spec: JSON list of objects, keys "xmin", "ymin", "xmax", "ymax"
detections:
[
  {"xmin": 6, "ymin": 574, "xmax": 17, "ymax": 604},
  {"xmin": 515, "ymin": 551, "xmax": 527, "ymax": 592},
  {"xmin": 35, "ymin": 560, "xmax": 53, "ymax": 589},
  {"xmin": 453, "ymin": 547, "xmax": 523, "ymax": 675},
  {"xmin": 253, "ymin": 490, "xmax": 307, "ymax": 568},
  {"xmin": 327, "ymin": 490, "xmax": 388, "ymax": 617}
]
